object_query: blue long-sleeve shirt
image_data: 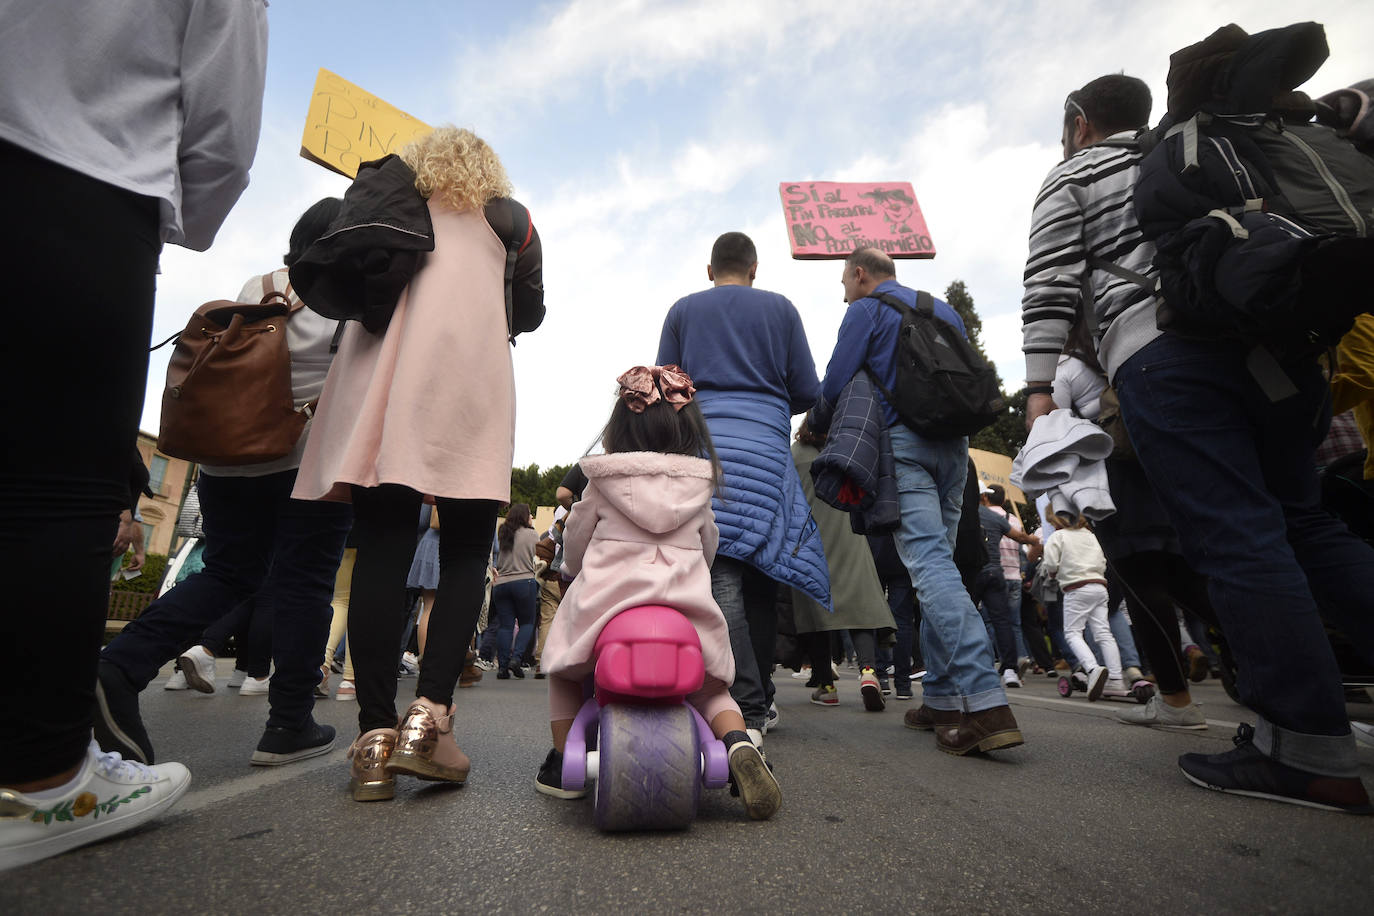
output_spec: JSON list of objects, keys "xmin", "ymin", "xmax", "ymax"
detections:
[
  {"xmin": 819, "ymin": 280, "xmax": 967, "ymax": 428},
  {"xmin": 657, "ymin": 284, "xmax": 819, "ymax": 414}
]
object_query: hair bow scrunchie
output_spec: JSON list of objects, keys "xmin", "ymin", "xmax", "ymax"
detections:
[{"xmin": 616, "ymin": 364, "xmax": 697, "ymax": 414}]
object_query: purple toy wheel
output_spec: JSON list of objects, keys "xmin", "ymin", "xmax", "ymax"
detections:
[
  {"xmin": 1056, "ymin": 676, "xmax": 1072, "ymax": 697},
  {"xmin": 593, "ymin": 704, "xmax": 701, "ymax": 831}
]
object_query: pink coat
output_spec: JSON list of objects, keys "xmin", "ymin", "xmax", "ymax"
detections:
[
  {"xmin": 541, "ymin": 452, "xmax": 735, "ymax": 686},
  {"xmin": 292, "ymin": 201, "xmax": 514, "ymax": 503}
]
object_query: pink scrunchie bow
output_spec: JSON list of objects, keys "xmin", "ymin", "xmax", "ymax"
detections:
[{"xmin": 616, "ymin": 364, "xmax": 697, "ymax": 414}]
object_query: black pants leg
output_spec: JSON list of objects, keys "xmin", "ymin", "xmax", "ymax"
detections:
[
  {"xmin": 0, "ymin": 142, "xmax": 161, "ymax": 783},
  {"xmin": 1112, "ymin": 551, "xmax": 1216, "ymax": 697},
  {"xmin": 807, "ymin": 632, "xmax": 834, "ymax": 687},
  {"xmin": 417, "ymin": 498, "xmax": 500, "ymax": 706}
]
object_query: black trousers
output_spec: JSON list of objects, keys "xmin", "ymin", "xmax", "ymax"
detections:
[
  {"xmin": 0, "ymin": 141, "xmax": 160, "ymax": 783},
  {"xmin": 1112, "ymin": 550, "xmax": 1217, "ymax": 696},
  {"xmin": 348, "ymin": 486, "xmax": 498, "ymax": 733}
]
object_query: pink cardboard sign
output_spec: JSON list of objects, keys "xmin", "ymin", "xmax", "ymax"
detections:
[{"xmin": 779, "ymin": 181, "xmax": 936, "ymax": 259}]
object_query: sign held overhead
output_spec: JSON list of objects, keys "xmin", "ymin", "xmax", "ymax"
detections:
[
  {"xmin": 300, "ymin": 69, "xmax": 432, "ymax": 178},
  {"xmin": 779, "ymin": 181, "xmax": 935, "ymax": 259}
]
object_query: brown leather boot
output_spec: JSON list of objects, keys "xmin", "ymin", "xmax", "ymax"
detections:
[
  {"xmin": 903, "ymin": 704, "xmax": 960, "ymax": 731},
  {"xmin": 459, "ymin": 649, "xmax": 483, "ymax": 688},
  {"xmin": 387, "ymin": 698, "xmax": 471, "ymax": 784},
  {"xmin": 347, "ymin": 727, "xmax": 398, "ymax": 802},
  {"xmin": 935, "ymin": 705, "xmax": 1025, "ymax": 755}
]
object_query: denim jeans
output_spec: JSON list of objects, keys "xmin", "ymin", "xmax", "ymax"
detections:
[
  {"xmin": 971, "ymin": 566, "xmax": 1018, "ymax": 675},
  {"xmin": 884, "ymin": 575, "xmax": 924, "ymax": 679},
  {"xmin": 1005, "ymin": 579, "xmax": 1029, "ymax": 661},
  {"xmin": 1116, "ymin": 334, "xmax": 1373, "ymax": 775},
  {"xmin": 103, "ymin": 470, "xmax": 352, "ymax": 731},
  {"xmin": 888, "ymin": 425, "xmax": 1005, "ymax": 712},
  {"xmin": 711, "ymin": 556, "xmax": 778, "ymax": 729},
  {"xmin": 491, "ymin": 578, "xmax": 538, "ymax": 669},
  {"xmin": 1106, "ymin": 605, "xmax": 1141, "ymax": 669}
]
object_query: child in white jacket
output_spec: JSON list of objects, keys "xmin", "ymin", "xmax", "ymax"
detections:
[{"xmin": 1042, "ymin": 512, "xmax": 1124, "ymax": 700}]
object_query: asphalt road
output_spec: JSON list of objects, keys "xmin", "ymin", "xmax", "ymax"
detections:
[{"xmin": 4, "ymin": 661, "xmax": 1372, "ymax": 915}]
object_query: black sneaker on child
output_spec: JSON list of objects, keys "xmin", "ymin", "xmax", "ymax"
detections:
[
  {"xmin": 723, "ymin": 730, "xmax": 781, "ymax": 820},
  {"xmin": 251, "ymin": 718, "xmax": 336, "ymax": 766},
  {"xmin": 535, "ymin": 748, "xmax": 588, "ymax": 799},
  {"xmin": 94, "ymin": 659, "xmax": 155, "ymax": 765},
  {"xmin": 1178, "ymin": 724, "xmax": 1373, "ymax": 814}
]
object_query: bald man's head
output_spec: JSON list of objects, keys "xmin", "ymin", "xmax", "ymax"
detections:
[{"xmin": 842, "ymin": 247, "xmax": 896, "ymax": 302}]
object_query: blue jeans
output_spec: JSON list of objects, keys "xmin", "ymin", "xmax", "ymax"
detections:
[
  {"xmin": 710, "ymin": 556, "xmax": 778, "ymax": 730},
  {"xmin": 883, "ymin": 574, "xmax": 923, "ymax": 679},
  {"xmin": 1116, "ymin": 334, "xmax": 1374, "ymax": 775},
  {"xmin": 103, "ymin": 470, "xmax": 352, "ymax": 731},
  {"xmin": 490, "ymin": 578, "xmax": 538, "ymax": 669},
  {"xmin": 1006, "ymin": 579, "xmax": 1030, "ymax": 660},
  {"xmin": 889, "ymin": 426, "xmax": 1005, "ymax": 712}
]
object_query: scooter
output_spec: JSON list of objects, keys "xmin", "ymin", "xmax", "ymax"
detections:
[
  {"xmin": 560, "ymin": 604, "xmax": 731, "ymax": 831},
  {"xmin": 1057, "ymin": 668, "xmax": 1156, "ymax": 703}
]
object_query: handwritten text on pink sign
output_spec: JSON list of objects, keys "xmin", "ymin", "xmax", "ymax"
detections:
[{"xmin": 779, "ymin": 181, "xmax": 935, "ymax": 259}]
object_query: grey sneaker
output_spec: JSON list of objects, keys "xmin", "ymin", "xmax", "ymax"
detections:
[{"xmin": 1117, "ymin": 695, "xmax": 1207, "ymax": 731}]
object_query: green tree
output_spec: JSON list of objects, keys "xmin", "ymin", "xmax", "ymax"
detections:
[
  {"xmin": 508, "ymin": 463, "xmax": 573, "ymax": 511},
  {"xmin": 943, "ymin": 279, "xmax": 1028, "ymax": 458}
]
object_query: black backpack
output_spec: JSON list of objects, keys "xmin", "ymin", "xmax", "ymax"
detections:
[
  {"xmin": 1129, "ymin": 22, "xmax": 1374, "ymax": 355},
  {"xmin": 866, "ymin": 291, "xmax": 1004, "ymax": 439}
]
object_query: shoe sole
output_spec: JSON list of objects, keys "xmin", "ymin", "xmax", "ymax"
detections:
[
  {"xmin": 176, "ymin": 654, "xmax": 216, "ymax": 694},
  {"xmin": 1178, "ymin": 766, "xmax": 1373, "ymax": 814},
  {"xmin": 535, "ymin": 779, "xmax": 588, "ymax": 800},
  {"xmin": 894, "ymin": 693, "xmax": 914, "ymax": 701},
  {"xmin": 93, "ymin": 680, "xmax": 151, "ymax": 766},
  {"xmin": 1086, "ymin": 669, "xmax": 1108, "ymax": 702},
  {"xmin": 349, "ymin": 776, "xmax": 395, "ymax": 802},
  {"xmin": 250, "ymin": 738, "xmax": 335, "ymax": 766},
  {"xmin": 938, "ymin": 729, "xmax": 1025, "ymax": 756},
  {"xmin": 860, "ymin": 683, "xmax": 885, "ymax": 712},
  {"xmin": 727, "ymin": 743, "xmax": 781, "ymax": 820},
  {"xmin": 386, "ymin": 750, "xmax": 469, "ymax": 785},
  {"xmin": 810, "ymin": 697, "xmax": 839, "ymax": 706}
]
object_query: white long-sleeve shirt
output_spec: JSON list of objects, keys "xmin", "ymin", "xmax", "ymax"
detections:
[
  {"xmin": 0, "ymin": 1, "xmax": 269, "ymax": 250},
  {"xmin": 1041, "ymin": 526, "xmax": 1108, "ymax": 589}
]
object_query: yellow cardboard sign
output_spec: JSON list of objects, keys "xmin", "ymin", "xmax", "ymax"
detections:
[{"xmin": 300, "ymin": 69, "xmax": 431, "ymax": 178}]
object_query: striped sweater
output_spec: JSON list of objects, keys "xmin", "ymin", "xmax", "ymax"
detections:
[{"xmin": 1021, "ymin": 131, "xmax": 1163, "ymax": 384}]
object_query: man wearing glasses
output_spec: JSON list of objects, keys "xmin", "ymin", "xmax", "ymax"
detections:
[{"xmin": 1021, "ymin": 74, "xmax": 1373, "ymax": 814}]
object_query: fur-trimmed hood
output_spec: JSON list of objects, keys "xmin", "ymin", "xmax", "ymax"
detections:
[{"xmin": 578, "ymin": 452, "xmax": 715, "ymax": 536}]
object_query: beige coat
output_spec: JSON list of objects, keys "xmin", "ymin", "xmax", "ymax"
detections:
[{"xmin": 293, "ymin": 202, "xmax": 514, "ymax": 503}]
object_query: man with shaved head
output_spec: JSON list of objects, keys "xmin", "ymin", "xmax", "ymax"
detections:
[{"xmin": 814, "ymin": 247, "xmax": 1027, "ymax": 756}]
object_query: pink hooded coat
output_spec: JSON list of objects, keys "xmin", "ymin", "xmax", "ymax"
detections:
[{"xmin": 541, "ymin": 451, "xmax": 735, "ymax": 687}]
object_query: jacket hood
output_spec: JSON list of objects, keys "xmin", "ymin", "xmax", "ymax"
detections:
[{"xmin": 579, "ymin": 452, "xmax": 715, "ymax": 535}]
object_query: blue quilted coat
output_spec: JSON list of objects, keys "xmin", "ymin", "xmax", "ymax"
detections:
[{"xmin": 697, "ymin": 389, "xmax": 831, "ymax": 608}]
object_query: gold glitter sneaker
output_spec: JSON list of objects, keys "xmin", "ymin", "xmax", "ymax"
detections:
[
  {"xmin": 387, "ymin": 699, "xmax": 470, "ymax": 784},
  {"xmin": 347, "ymin": 727, "xmax": 398, "ymax": 802}
]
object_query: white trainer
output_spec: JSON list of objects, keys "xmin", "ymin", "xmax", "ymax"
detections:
[
  {"xmin": 746, "ymin": 727, "xmax": 763, "ymax": 749},
  {"xmin": 175, "ymin": 646, "xmax": 217, "ymax": 694},
  {"xmin": 1116, "ymin": 694, "xmax": 1207, "ymax": 730},
  {"xmin": 1002, "ymin": 669, "xmax": 1023, "ymax": 689},
  {"xmin": 162, "ymin": 668, "xmax": 188, "ymax": 691},
  {"xmin": 238, "ymin": 675, "xmax": 270, "ymax": 696},
  {"xmin": 0, "ymin": 741, "xmax": 190, "ymax": 872},
  {"xmin": 227, "ymin": 669, "xmax": 247, "ymax": 689},
  {"xmin": 763, "ymin": 702, "xmax": 780, "ymax": 734}
]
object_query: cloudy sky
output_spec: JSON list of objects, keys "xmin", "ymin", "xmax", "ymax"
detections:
[{"xmin": 144, "ymin": 0, "xmax": 1374, "ymax": 468}]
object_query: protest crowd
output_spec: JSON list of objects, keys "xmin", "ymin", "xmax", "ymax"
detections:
[{"xmin": 3, "ymin": 2, "xmax": 1374, "ymax": 874}]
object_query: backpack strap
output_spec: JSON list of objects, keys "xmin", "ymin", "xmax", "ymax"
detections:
[
  {"xmin": 502, "ymin": 199, "xmax": 532, "ymax": 343},
  {"xmin": 865, "ymin": 290, "xmax": 935, "ymax": 410}
]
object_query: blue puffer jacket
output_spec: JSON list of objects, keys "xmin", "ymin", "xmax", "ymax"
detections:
[{"xmin": 697, "ymin": 389, "xmax": 831, "ymax": 608}]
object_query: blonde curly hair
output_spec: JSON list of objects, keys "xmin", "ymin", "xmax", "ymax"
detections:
[{"xmin": 400, "ymin": 126, "xmax": 512, "ymax": 212}]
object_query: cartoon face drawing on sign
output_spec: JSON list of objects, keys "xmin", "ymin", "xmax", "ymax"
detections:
[{"xmin": 859, "ymin": 187, "xmax": 916, "ymax": 235}]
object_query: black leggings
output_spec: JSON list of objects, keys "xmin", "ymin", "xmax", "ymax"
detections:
[
  {"xmin": 0, "ymin": 141, "xmax": 160, "ymax": 783},
  {"xmin": 807, "ymin": 630, "xmax": 877, "ymax": 687},
  {"xmin": 348, "ymin": 485, "xmax": 498, "ymax": 733},
  {"xmin": 1111, "ymin": 551, "xmax": 1217, "ymax": 696}
]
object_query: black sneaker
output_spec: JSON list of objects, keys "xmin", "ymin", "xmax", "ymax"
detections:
[
  {"xmin": 1178, "ymin": 724, "xmax": 1373, "ymax": 814},
  {"xmin": 508, "ymin": 663, "xmax": 525, "ymax": 680},
  {"xmin": 496, "ymin": 667, "xmax": 511, "ymax": 680},
  {"xmin": 94, "ymin": 659, "xmax": 155, "ymax": 765},
  {"xmin": 535, "ymin": 748, "xmax": 587, "ymax": 799},
  {"xmin": 894, "ymin": 682, "xmax": 914, "ymax": 701},
  {"xmin": 251, "ymin": 719, "xmax": 336, "ymax": 766},
  {"xmin": 724, "ymin": 731, "xmax": 781, "ymax": 820}
]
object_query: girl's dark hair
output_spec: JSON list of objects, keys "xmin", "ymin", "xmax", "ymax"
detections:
[
  {"xmin": 284, "ymin": 197, "xmax": 343, "ymax": 267},
  {"xmin": 794, "ymin": 417, "xmax": 827, "ymax": 447},
  {"xmin": 497, "ymin": 502, "xmax": 532, "ymax": 553},
  {"xmin": 601, "ymin": 397, "xmax": 723, "ymax": 491}
]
